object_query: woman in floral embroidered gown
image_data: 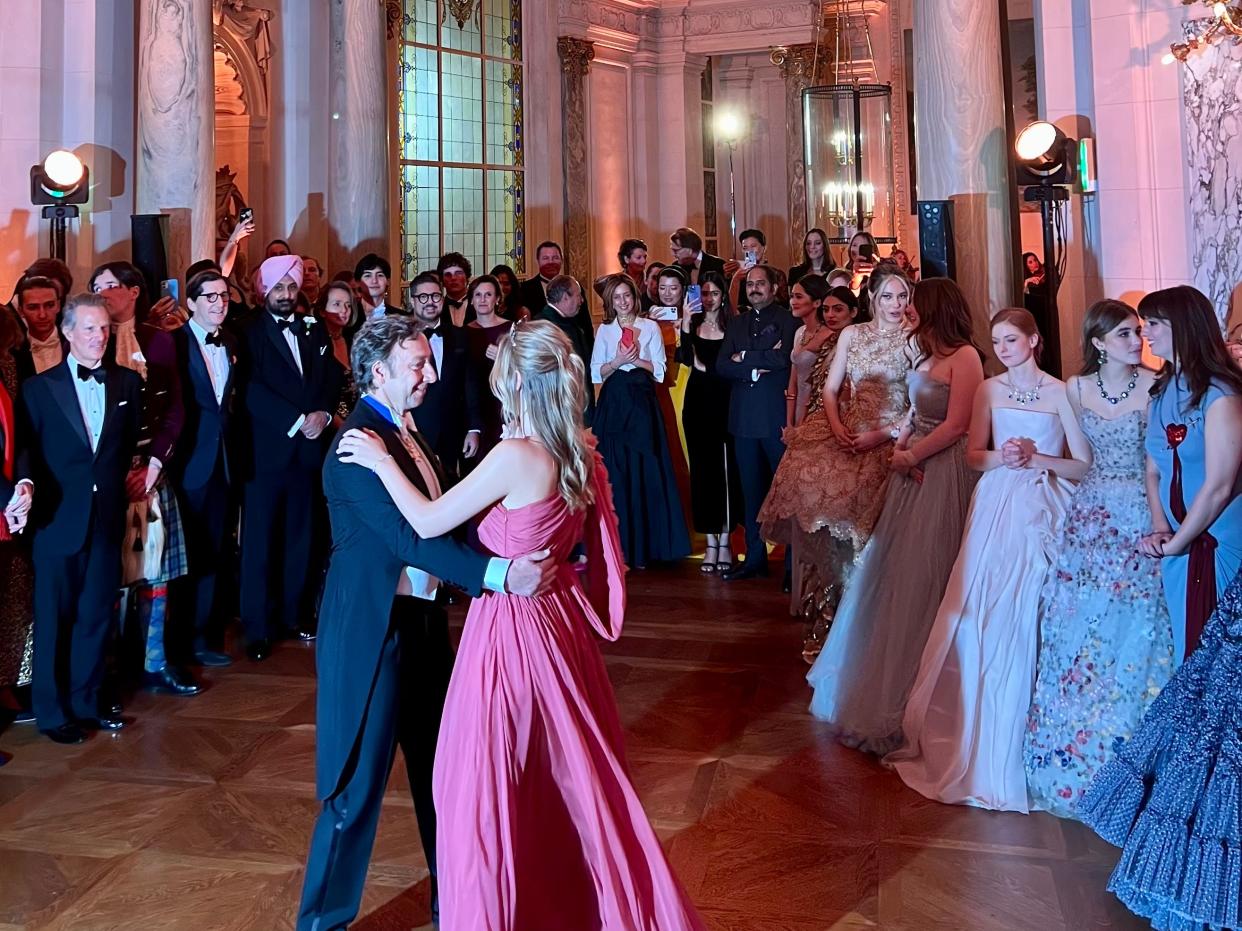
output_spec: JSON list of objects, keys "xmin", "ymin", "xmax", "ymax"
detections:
[
  {"xmin": 759, "ymin": 266, "xmax": 912, "ymax": 660},
  {"xmin": 1024, "ymin": 300, "xmax": 1174, "ymax": 818}
]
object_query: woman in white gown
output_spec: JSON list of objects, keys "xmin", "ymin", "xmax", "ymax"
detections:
[{"xmin": 887, "ymin": 309, "xmax": 1091, "ymax": 812}]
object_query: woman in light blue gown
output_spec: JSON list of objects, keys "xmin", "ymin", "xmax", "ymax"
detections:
[
  {"xmin": 807, "ymin": 279, "xmax": 983, "ymax": 754},
  {"xmin": 1138, "ymin": 285, "xmax": 1242, "ymax": 664},
  {"xmin": 1024, "ymin": 300, "xmax": 1174, "ymax": 818}
]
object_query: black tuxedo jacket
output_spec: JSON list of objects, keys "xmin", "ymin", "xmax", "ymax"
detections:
[
  {"xmin": 19, "ymin": 360, "xmax": 143, "ymax": 556},
  {"xmin": 315, "ymin": 398, "xmax": 491, "ymax": 798},
  {"xmin": 518, "ymin": 276, "xmax": 594, "ymax": 355},
  {"xmin": 717, "ymin": 303, "xmax": 798, "ymax": 440},
  {"xmin": 412, "ymin": 326, "xmax": 482, "ymax": 468},
  {"xmin": 171, "ymin": 325, "xmax": 239, "ymax": 489},
  {"xmin": 104, "ymin": 323, "xmax": 184, "ymax": 469},
  {"xmin": 236, "ymin": 311, "xmax": 343, "ymax": 477}
]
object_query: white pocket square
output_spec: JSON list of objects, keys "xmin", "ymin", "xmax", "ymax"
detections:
[
  {"xmin": 319, "ymin": 346, "xmax": 327, "ymax": 356},
  {"xmin": 118, "ymin": 400, "xmax": 129, "ymax": 406}
]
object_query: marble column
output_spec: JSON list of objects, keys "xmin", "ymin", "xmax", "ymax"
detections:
[
  {"xmin": 914, "ymin": 1, "xmax": 1014, "ymax": 328},
  {"xmin": 558, "ymin": 37, "xmax": 595, "ymax": 285},
  {"xmin": 771, "ymin": 44, "xmax": 816, "ymax": 262},
  {"xmin": 137, "ymin": 0, "xmax": 216, "ymax": 280},
  {"xmin": 328, "ymin": 0, "xmax": 389, "ymax": 272}
]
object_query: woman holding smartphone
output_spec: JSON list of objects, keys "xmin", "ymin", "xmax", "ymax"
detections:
[
  {"xmin": 591, "ymin": 274, "xmax": 691, "ymax": 567},
  {"xmin": 677, "ymin": 271, "xmax": 743, "ymax": 572}
]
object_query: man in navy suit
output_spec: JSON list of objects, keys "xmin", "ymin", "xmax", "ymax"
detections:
[
  {"xmin": 236, "ymin": 255, "xmax": 342, "ymax": 660},
  {"xmin": 170, "ymin": 269, "xmax": 239, "ymax": 668},
  {"xmin": 297, "ymin": 316, "xmax": 556, "ymax": 930},
  {"xmin": 717, "ymin": 264, "xmax": 796, "ymax": 580},
  {"xmin": 19, "ymin": 294, "xmax": 143, "ymax": 744}
]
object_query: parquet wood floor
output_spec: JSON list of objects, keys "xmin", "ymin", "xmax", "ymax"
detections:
[{"xmin": 0, "ymin": 560, "xmax": 1144, "ymax": 930}]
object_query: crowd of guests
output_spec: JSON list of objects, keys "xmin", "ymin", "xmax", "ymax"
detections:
[{"xmin": 3, "ymin": 216, "xmax": 1240, "ymax": 929}]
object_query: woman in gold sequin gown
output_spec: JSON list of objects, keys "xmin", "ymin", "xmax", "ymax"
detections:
[{"xmin": 759, "ymin": 266, "xmax": 913, "ymax": 660}]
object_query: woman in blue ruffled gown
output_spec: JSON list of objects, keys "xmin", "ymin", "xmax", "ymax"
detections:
[
  {"xmin": 1024, "ymin": 300, "xmax": 1174, "ymax": 818},
  {"xmin": 1079, "ymin": 569, "xmax": 1242, "ymax": 931}
]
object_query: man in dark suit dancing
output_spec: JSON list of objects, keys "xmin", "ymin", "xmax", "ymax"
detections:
[
  {"xmin": 297, "ymin": 316, "xmax": 556, "ymax": 930},
  {"xmin": 717, "ymin": 264, "xmax": 796, "ymax": 581},
  {"xmin": 237, "ymin": 255, "xmax": 342, "ymax": 661},
  {"xmin": 19, "ymin": 294, "xmax": 143, "ymax": 743},
  {"xmin": 170, "ymin": 269, "xmax": 239, "ymax": 668}
]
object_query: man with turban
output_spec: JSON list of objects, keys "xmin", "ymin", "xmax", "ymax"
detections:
[{"xmin": 236, "ymin": 255, "xmax": 342, "ymax": 661}]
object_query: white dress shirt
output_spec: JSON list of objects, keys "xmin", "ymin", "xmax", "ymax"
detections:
[
  {"xmin": 188, "ymin": 317, "xmax": 230, "ymax": 405},
  {"xmin": 590, "ymin": 318, "xmax": 666, "ymax": 384},
  {"xmin": 66, "ymin": 352, "xmax": 106, "ymax": 452},
  {"xmin": 273, "ymin": 313, "xmax": 304, "ymax": 376}
]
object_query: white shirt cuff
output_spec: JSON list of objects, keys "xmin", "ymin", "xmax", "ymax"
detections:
[
  {"xmin": 288, "ymin": 414, "xmax": 307, "ymax": 437},
  {"xmin": 16, "ymin": 479, "xmax": 32, "ymax": 489},
  {"xmin": 467, "ymin": 428, "xmax": 482, "ymax": 435},
  {"xmin": 483, "ymin": 557, "xmax": 511, "ymax": 593},
  {"xmin": 148, "ymin": 457, "xmax": 163, "ymax": 470}
]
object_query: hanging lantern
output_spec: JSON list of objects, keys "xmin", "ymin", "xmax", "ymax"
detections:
[
  {"xmin": 801, "ymin": 1, "xmax": 897, "ymax": 246},
  {"xmin": 803, "ymin": 83, "xmax": 895, "ymax": 244}
]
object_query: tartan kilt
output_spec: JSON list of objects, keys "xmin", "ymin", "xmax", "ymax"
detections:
[{"xmin": 152, "ymin": 481, "xmax": 189, "ymax": 584}]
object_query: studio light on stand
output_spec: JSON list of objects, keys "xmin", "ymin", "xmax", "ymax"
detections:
[
  {"xmin": 1015, "ymin": 120, "xmax": 1076, "ymax": 377},
  {"xmin": 714, "ymin": 108, "xmax": 746, "ymax": 259},
  {"xmin": 30, "ymin": 149, "xmax": 89, "ymax": 262}
]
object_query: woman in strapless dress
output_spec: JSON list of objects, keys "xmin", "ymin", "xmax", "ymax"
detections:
[
  {"xmin": 887, "ymin": 308, "xmax": 1091, "ymax": 813},
  {"xmin": 338, "ymin": 321, "xmax": 706, "ymax": 930},
  {"xmin": 808, "ymin": 279, "xmax": 984, "ymax": 755}
]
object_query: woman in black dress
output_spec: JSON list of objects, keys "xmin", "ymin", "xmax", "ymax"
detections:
[
  {"xmin": 788, "ymin": 227, "xmax": 836, "ymax": 288},
  {"xmin": 463, "ymin": 275, "xmax": 513, "ymax": 460},
  {"xmin": 676, "ymin": 271, "xmax": 743, "ymax": 573}
]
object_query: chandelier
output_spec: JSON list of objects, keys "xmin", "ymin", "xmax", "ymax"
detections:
[
  {"xmin": 799, "ymin": 0, "xmax": 896, "ymax": 244},
  {"xmin": 1166, "ymin": 0, "xmax": 1242, "ymax": 62}
]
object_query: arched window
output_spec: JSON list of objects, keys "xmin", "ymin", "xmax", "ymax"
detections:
[{"xmin": 399, "ymin": 0, "xmax": 525, "ymax": 280}]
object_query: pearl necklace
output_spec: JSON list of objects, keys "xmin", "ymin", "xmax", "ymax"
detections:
[
  {"xmin": 1097, "ymin": 366, "xmax": 1139, "ymax": 406},
  {"xmin": 1006, "ymin": 374, "xmax": 1045, "ymax": 406}
]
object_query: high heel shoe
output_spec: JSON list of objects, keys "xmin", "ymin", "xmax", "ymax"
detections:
[
  {"xmin": 700, "ymin": 545, "xmax": 719, "ymax": 573},
  {"xmin": 716, "ymin": 546, "xmax": 734, "ymax": 574}
]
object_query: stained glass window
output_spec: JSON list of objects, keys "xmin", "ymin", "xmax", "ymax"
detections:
[{"xmin": 400, "ymin": 0, "xmax": 525, "ymax": 287}]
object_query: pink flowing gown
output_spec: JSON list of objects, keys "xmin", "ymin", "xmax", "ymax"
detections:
[{"xmin": 433, "ymin": 454, "xmax": 707, "ymax": 930}]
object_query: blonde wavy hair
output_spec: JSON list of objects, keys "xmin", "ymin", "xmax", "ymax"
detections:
[{"xmin": 490, "ymin": 320, "xmax": 595, "ymax": 511}]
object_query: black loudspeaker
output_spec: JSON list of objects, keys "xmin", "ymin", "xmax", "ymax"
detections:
[
  {"xmin": 131, "ymin": 214, "xmax": 170, "ymax": 299},
  {"xmin": 917, "ymin": 200, "xmax": 956, "ymax": 280}
]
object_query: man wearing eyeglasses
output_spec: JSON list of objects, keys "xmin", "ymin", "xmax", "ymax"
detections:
[
  {"xmin": 170, "ymin": 270, "xmax": 241, "ymax": 669},
  {"xmin": 407, "ymin": 271, "xmax": 481, "ymax": 483}
]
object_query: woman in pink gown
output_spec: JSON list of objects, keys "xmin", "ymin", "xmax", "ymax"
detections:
[{"xmin": 338, "ymin": 321, "xmax": 706, "ymax": 931}]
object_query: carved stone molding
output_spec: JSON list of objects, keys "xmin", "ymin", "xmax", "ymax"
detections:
[
  {"xmin": 557, "ymin": 0, "xmax": 817, "ymax": 51},
  {"xmin": 772, "ymin": 43, "xmax": 815, "ymax": 257},
  {"xmin": 558, "ymin": 35, "xmax": 596, "ymax": 77},
  {"xmin": 885, "ymin": 0, "xmax": 910, "ymax": 248},
  {"xmin": 558, "ymin": 37, "xmax": 595, "ymax": 281}
]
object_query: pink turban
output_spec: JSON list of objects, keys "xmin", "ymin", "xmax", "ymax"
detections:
[{"xmin": 256, "ymin": 255, "xmax": 304, "ymax": 297}]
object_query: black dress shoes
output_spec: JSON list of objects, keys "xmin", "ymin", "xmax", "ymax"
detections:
[
  {"xmin": 246, "ymin": 639, "xmax": 272, "ymax": 662},
  {"xmin": 193, "ymin": 649, "xmax": 232, "ymax": 667},
  {"xmin": 723, "ymin": 562, "xmax": 770, "ymax": 582},
  {"xmin": 293, "ymin": 628, "xmax": 317, "ymax": 643},
  {"xmin": 42, "ymin": 722, "xmax": 87, "ymax": 744},
  {"xmin": 79, "ymin": 715, "xmax": 126, "ymax": 732},
  {"xmin": 143, "ymin": 666, "xmax": 202, "ymax": 696}
]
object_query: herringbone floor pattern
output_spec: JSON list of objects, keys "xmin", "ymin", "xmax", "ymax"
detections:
[{"xmin": 0, "ymin": 560, "xmax": 1143, "ymax": 930}]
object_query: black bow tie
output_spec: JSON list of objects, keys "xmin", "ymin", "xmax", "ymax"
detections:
[
  {"xmin": 204, "ymin": 331, "xmax": 223, "ymax": 347},
  {"xmin": 77, "ymin": 364, "xmax": 105, "ymax": 384},
  {"xmin": 426, "ymin": 325, "xmax": 444, "ymax": 339},
  {"xmin": 274, "ymin": 316, "xmax": 296, "ymax": 332}
]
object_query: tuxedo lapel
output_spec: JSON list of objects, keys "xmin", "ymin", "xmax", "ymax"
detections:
[
  {"xmin": 97, "ymin": 366, "xmax": 124, "ymax": 459},
  {"xmin": 183, "ymin": 329, "xmax": 218, "ymax": 409},
  {"xmin": 264, "ymin": 313, "xmax": 302, "ymax": 378},
  {"xmin": 355, "ymin": 401, "xmax": 431, "ymax": 497},
  {"xmin": 46, "ymin": 362, "xmax": 91, "ymax": 451}
]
